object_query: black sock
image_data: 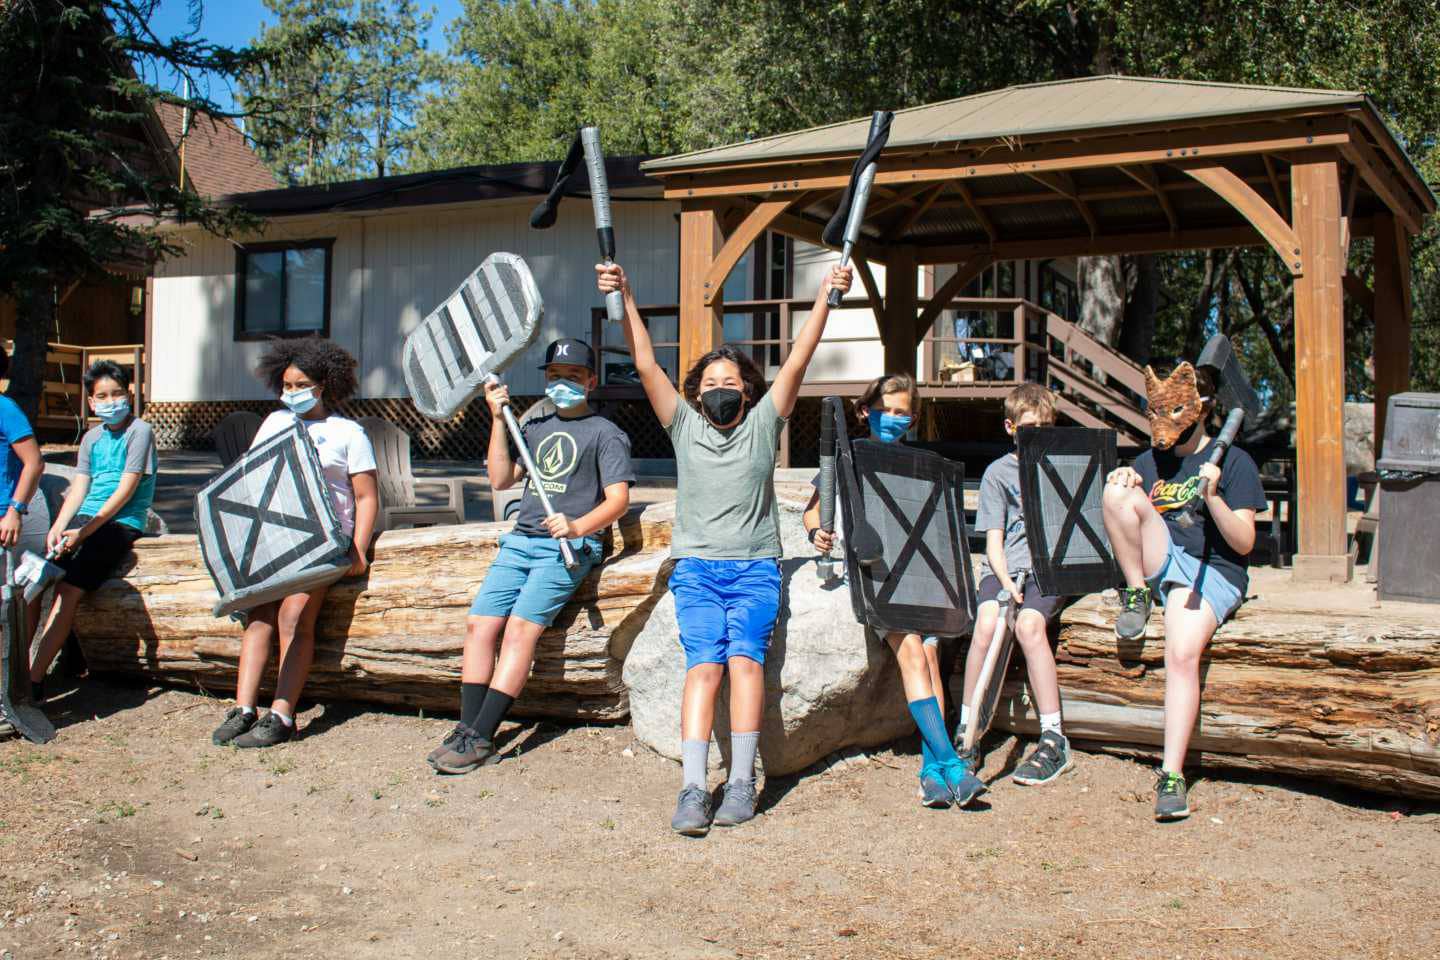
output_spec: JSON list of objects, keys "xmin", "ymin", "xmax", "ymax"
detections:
[
  {"xmin": 461, "ymin": 683, "xmax": 489, "ymax": 728},
  {"xmin": 473, "ymin": 691, "xmax": 515, "ymax": 742}
]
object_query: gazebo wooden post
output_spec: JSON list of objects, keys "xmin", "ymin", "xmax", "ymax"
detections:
[
  {"xmin": 1371, "ymin": 210, "xmax": 1413, "ymax": 450},
  {"xmin": 1290, "ymin": 157, "xmax": 1351, "ymax": 582},
  {"xmin": 678, "ymin": 204, "xmax": 725, "ymax": 379},
  {"xmin": 882, "ymin": 246, "xmax": 918, "ymax": 377}
]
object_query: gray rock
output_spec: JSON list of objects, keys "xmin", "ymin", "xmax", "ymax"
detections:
[{"xmin": 623, "ymin": 488, "xmax": 912, "ymax": 777}]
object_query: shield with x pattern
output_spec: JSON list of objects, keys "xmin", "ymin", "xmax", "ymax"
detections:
[
  {"xmin": 837, "ymin": 434, "xmax": 977, "ymax": 637},
  {"xmin": 1017, "ymin": 426, "xmax": 1120, "ymax": 597},
  {"xmin": 195, "ymin": 421, "xmax": 352, "ymax": 618}
]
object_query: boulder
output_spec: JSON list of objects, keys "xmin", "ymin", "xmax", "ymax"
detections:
[{"xmin": 623, "ymin": 486, "xmax": 913, "ymax": 776}]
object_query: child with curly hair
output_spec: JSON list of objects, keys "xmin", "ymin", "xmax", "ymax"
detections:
[{"xmin": 210, "ymin": 338, "xmax": 378, "ymax": 749}]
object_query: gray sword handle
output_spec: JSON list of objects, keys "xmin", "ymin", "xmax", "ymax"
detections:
[
  {"xmin": 581, "ymin": 127, "xmax": 624, "ymax": 323},
  {"xmin": 1194, "ymin": 407, "xmax": 1245, "ymax": 501},
  {"xmin": 487, "ymin": 377, "xmax": 578, "ymax": 570},
  {"xmin": 827, "ymin": 162, "xmax": 879, "ymax": 308}
]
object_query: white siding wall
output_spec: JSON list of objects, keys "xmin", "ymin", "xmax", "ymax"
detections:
[{"xmin": 151, "ymin": 198, "xmax": 680, "ymax": 401}]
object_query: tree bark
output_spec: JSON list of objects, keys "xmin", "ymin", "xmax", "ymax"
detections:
[
  {"xmin": 1078, "ymin": 255, "xmax": 1124, "ymax": 346},
  {"xmin": 7, "ymin": 281, "xmax": 52, "ymax": 424},
  {"xmin": 72, "ymin": 505, "xmax": 678, "ymax": 721},
  {"xmin": 972, "ymin": 578, "xmax": 1440, "ymax": 799},
  {"xmin": 1118, "ymin": 254, "xmax": 1158, "ymax": 366}
]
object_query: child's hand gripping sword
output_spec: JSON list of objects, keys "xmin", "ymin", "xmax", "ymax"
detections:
[{"xmin": 484, "ymin": 375, "xmax": 578, "ymax": 571}]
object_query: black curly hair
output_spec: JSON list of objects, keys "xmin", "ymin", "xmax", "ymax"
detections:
[
  {"xmin": 680, "ymin": 344, "xmax": 768, "ymax": 409},
  {"xmin": 255, "ymin": 337, "xmax": 359, "ymax": 406}
]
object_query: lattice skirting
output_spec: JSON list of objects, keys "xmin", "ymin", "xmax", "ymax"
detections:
[{"xmin": 145, "ymin": 397, "xmax": 676, "ymax": 461}]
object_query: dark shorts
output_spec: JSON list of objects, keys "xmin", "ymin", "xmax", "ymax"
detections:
[
  {"xmin": 976, "ymin": 574, "xmax": 1067, "ymax": 622},
  {"xmin": 55, "ymin": 516, "xmax": 141, "ymax": 591}
]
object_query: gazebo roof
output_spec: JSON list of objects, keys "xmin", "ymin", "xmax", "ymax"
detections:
[{"xmin": 642, "ymin": 76, "xmax": 1434, "ymax": 261}]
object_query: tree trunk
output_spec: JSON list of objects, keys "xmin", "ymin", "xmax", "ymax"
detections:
[
  {"xmin": 1078, "ymin": 255, "xmax": 1124, "ymax": 346},
  {"xmin": 1118, "ymin": 254, "xmax": 1158, "ymax": 366},
  {"xmin": 71, "ymin": 505, "xmax": 678, "ymax": 721},
  {"xmin": 7, "ymin": 281, "xmax": 52, "ymax": 424},
  {"xmin": 972, "ymin": 577, "xmax": 1440, "ymax": 799}
]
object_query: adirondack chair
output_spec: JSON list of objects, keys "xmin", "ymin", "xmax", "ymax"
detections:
[
  {"xmin": 357, "ymin": 417, "xmax": 465, "ymax": 532},
  {"xmin": 212, "ymin": 411, "xmax": 263, "ymax": 469},
  {"xmin": 489, "ymin": 397, "xmax": 557, "ymax": 523}
]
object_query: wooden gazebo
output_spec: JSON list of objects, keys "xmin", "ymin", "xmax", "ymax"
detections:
[{"xmin": 640, "ymin": 76, "xmax": 1435, "ymax": 584}]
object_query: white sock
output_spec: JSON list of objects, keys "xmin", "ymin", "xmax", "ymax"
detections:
[
  {"xmin": 959, "ymin": 703, "xmax": 972, "ymax": 729},
  {"xmin": 271, "ymin": 709, "xmax": 294, "ymax": 728},
  {"xmin": 1039, "ymin": 711, "xmax": 1063, "ymax": 736},
  {"xmin": 239, "ymin": 705, "xmax": 256, "ymax": 717}
]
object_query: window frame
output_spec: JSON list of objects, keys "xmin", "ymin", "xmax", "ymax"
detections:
[{"xmin": 233, "ymin": 238, "xmax": 335, "ymax": 341}]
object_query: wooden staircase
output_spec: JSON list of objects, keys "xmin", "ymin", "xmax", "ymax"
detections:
[{"xmin": 1041, "ymin": 313, "xmax": 1149, "ymax": 447}]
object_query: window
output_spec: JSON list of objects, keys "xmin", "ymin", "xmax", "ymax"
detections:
[
  {"xmin": 1039, "ymin": 261, "xmax": 1079, "ymax": 323},
  {"xmin": 235, "ymin": 239, "xmax": 333, "ymax": 339}
]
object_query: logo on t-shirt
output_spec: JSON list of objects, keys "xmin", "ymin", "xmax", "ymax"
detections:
[
  {"xmin": 1149, "ymin": 476, "xmax": 1199, "ymax": 513},
  {"xmin": 533, "ymin": 432, "xmax": 578, "ymax": 493}
]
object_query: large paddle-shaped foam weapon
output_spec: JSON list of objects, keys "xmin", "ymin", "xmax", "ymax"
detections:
[
  {"xmin": 1173, "ymin": 334, "xmax": 1261, "ymax": 529},
  {"xmin": 531, "ymin": 127, "xmax": 625, "ymax": 324},
  {"xmin": 821, "ymin": 110, "xmax": 893, "ymax": 308}
]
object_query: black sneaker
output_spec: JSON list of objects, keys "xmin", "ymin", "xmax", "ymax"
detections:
[
  {"xmin": 211, "ymin": 707, "xmax": 258, "ymax": 746},
  {"xmin": 1115, "ymin": 586, "xmax": 1153, "ymax": 640},
  {"xmin": 232, "ymin": 712, "xmax": 295, "ymax": 749},
  {"xmin": 1012, "ymin": 731, "xmax": 1075, "ymax": 786},
  {"xmin": 426, "ymin": 723, "xmax": 468, "ymax": 767},
  {"xmin": 1154, "ymin": 769, "xmax": 1191, "ymax": 821},
  {"xmin": 431, "ymin": 723, "xmax": 498, "ymax": 775}
]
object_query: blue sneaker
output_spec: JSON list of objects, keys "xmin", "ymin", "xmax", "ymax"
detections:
[
  {"xmin": 942, "ymin": 758, "xmax": 987, "ymax": 808},
  {"xmin": 918, "ymin": 765, "xmax": 952, "ymax": 809}
]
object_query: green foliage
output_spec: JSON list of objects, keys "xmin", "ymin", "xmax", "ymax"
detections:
[{"xmin": 239, "ymin": 0, "xmax": 445, "ymax": 184}]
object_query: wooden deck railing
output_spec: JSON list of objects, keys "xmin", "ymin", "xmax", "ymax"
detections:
[
  {"xmin": 591, "ymin": 295, "xmax": 1149, "ymax": 444},
  {"xmin": 0, "ymin": 341, "xmax": 147, "ymax": 435}
]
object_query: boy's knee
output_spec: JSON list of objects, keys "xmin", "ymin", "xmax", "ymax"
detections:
[
  {"xmin": 1102, "ymin": 482, "xmax": 1141, "ymax": 514},
  {"xmin": 893, "ymin": 635, "xmax": 926, "ymax": 673},
  {"xmin": 1014, "ymin": 615, "xmax": 1050, "ymax": 650}
]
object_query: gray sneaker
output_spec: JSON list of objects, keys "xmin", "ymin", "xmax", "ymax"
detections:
[
  {"xmin": 1012, "ymin": 730, "xmax": 1075, "ymax": 786},
  {"xmin": 426, "ymin": 723, "xmax": 469, "ymax": 767},
  {"xmin": 211, "ymin": 707, "xmax": 257, "ymax": 746},
  {"xmin": 431, "ymin": 723, "xmax": 497, "ymax": 775},
  {"xmin": 1115, "ymin": 586, "xmax": 1153, "ymax": 640},
  {"xmin": 713, "ymin": 778, "xmax": 759, "ymax": 827},
  {"xmin": 1154, "ymin": 769, "xmax": 1191, "ymax": 821},
  {"xmin": 670, "ymin": 784, "xmax": 713, "ymax": 836}
]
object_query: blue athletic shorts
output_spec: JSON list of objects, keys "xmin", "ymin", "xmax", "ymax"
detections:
[
  {"xmin": 669, "ymin": 557, "xmax": 782, "ymax": 669},
  {"xmin": 469, "ymin": 533, "xmax": 601, "ymax": 627},
  {"xmin": 1147, "ymin": 542, "xmax": 1244, "ymax": 625}
]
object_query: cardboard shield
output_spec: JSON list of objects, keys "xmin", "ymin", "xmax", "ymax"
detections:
[
  {"xmin": 403, "ymin": 252, "xmax": 544, "ymax": 421},
  {"xmin": 837, "ymin": 419, "xmax": 977, "ymax": 636},
  {"xmin": 195, "ymin": 421, "xmax": 352, "ymax": 618},
  {"xmin": 1017, "ymin": 426, "xmax": 1119, "ymax": 596}
]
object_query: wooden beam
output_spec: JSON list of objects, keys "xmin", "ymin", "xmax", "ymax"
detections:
[
  {"xmin": 865, "ymin": 182, "xmax": 934, "ymax": 219},
  {"xmin": 703, "ymin": 198, "xmax": 793, "ymax": 305},
  {"xmin": 766, "ymin": 211, "xmax": 888, "ymax": 265},
  {"xmin": 1372, "ymin": 210, "xmax": 1412, "ymax": 450},
  {"xmin": 913, "ymin": 257, "xmax": 993, "ymax": 342},
  {"xmin": 1178, "ymin": 161, "xmax": 1303, "ymax": 275},
  {"xmin": 953, "ymin": 181, "xmax": 998, "ymax": 243},
  {"xmin": 1339, "ymin": 126, "xmax": 1425, "ymax": 235},
  {"xmin": 1290, "ymin": 157, "xmax": 1350, "ymax": 582},
  {"xmin": 852, "ymin": 255, "xmax": 885, "ymax": 328},
  {"xmin": 912, "ymin": 224, "xmax": 1269, "ymax": 264},
  {"xmin": 679, "ymin": 206, "xmax": 725, "ymax": 380},
  {"xmin": 658, "ymin": 118, "xmax": 1353, "ymax": 200},
  {"xmin": 883, "ymin": 182, "xmax": 946, "ymax": 241},
  {"xmin": 1119, "ymin": 165, "xmax": 1179, "ymax": 234},
  {"xmin": 1263, "ymin": 154, "xmax": 1289, "ymax": 220},
  {"xmin": 882, "ymin": 247, "xmax": 919, "ymax": 377},
  {"xmin": 1027, "ymin": 171, "xmax": 1098, "ymax": 237}
]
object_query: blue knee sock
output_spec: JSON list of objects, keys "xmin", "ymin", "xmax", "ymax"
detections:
[{"xmin": 908, "ymin": 697, "xmax": 959, "ymax": 768}]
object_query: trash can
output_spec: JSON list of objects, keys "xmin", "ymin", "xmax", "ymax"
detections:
[{"xmin": 1376, "ymin": 392, "xmax": 1440, "ymax": 603}]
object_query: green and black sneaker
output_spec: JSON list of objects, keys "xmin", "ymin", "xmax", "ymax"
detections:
[
  {"xmin": 1115, "ymin": 586, "xmax": 1153, "ymax": 640},
  {"xmin": 1153, "ymin": 769, "xmax": 1191, "ymax": 821}
]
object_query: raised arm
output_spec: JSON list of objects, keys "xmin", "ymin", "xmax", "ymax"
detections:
[
  {"xmin": 769, "ymin": 264, "xmax": 852, "ymax": 418},
  {"xmin": 597, "ymin": 263, "xmax": 678, "ymax": 427}
]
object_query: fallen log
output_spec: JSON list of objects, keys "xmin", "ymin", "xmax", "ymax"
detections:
[
  {"xmin": 971, "ymin": 570, "xmax": 1440, "ymax": 799},
  {"xmin": 71, "ymin": 503, "xmax": 676, "ymax": 721}
]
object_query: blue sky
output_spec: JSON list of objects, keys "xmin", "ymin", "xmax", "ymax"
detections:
[{"xmin": 142, "ymin": 0, "xmax": 463, "ymax": 113}]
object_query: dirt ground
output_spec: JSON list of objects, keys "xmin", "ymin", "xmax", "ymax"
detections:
[{"xmin": 3, "ymin": 679, "xmax": 1438, "ymax": 960}]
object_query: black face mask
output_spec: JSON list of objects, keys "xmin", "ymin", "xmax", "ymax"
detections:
[{"xmin": 700, "ymin": 387, "xmax": 744, "ymax": 427}]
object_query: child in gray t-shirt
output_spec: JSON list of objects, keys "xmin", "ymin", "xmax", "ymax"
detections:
[{"xmin": 957, "ymin": 383, "xmax": 1074, "ymax": 786}]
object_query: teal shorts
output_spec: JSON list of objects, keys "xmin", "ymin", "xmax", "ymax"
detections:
[
  {"xmin": 469, "ymin": 533, "xmax": 601, "ymax": 627},
  {"xmin": 1147, "ymin": 542, "xmax": 1245, "ymax": 625}
]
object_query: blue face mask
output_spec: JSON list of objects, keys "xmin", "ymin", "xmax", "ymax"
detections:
[
  {"xmin": 545, "ymin": 378, "xmax": 588, "ymax": 410},
  {"xmin": 93, "ymin": 398, "xmax": 130, "ymax": 426},
  {"xmin": 282, "ymin": 386, "xmax": 318, "ymax": 415},
  {"xmin": 867, "ymin": 410, "xmax": 912, "ymax": 443}
]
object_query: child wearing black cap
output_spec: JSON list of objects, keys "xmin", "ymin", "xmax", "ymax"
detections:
[{"xmin": 426, "ymin": 338, "xmax": 634, "ymax": 773}]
